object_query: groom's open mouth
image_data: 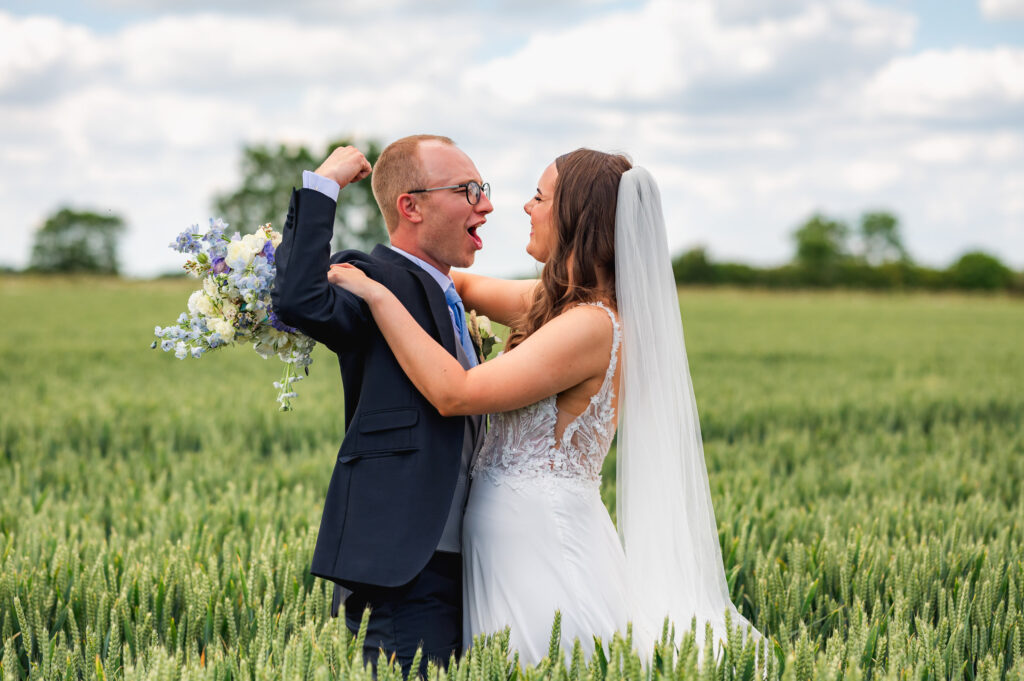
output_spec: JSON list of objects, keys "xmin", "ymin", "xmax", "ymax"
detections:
[{"xmin": 467, "ymin": 223, "xmax": 483, "ymax": 250}]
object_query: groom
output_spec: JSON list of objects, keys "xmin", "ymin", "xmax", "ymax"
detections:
[{"xmin": 272, "ymin": 136, "xmax": 491, "ymax": 672}]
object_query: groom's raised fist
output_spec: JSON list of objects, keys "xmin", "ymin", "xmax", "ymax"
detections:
[{"xmin": 315, "ymin": 146, "xmax": 372, "ymax": 189}]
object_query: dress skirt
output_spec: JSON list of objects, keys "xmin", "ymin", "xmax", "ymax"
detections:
[{"xmin": 462, "ymin": 473, "xmax": 630, "ymax": 665}]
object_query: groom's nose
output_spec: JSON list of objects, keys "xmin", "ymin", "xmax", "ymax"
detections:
[{"xmin": 475, "ymin": 192, "xmax": 494, "ymax": 215}]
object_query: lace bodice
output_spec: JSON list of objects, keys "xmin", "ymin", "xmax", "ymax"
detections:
[{"xmin": 471, "ymin": 302, "xmax": 621, "ymax": 490}]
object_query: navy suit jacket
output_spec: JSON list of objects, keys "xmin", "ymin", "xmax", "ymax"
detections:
[{"xmin": 272, "ymin": 187, "xmax": 466, "ymax": 588}]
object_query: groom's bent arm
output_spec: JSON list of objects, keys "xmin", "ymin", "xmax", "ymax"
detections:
[{"xmin": 272, "ymin": 188, "xmax": 370, "ymax": 353}]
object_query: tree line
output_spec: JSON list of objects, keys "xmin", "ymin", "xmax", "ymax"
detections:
[
  {"xmin": 13, "ymin": 136, "xmax": 1022, "ymax": 293},
  {"xmin": 672, "ymin": 211, "xmax": 1022, "ymax": 292}
]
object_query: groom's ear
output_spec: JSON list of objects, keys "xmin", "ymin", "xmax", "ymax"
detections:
[{"xmin": 397, "ymin": 194, "xmax": 424, "ymax": 224}]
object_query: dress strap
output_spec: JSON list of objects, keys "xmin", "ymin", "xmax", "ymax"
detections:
[{"xmin": 575, "ymin": 301, "xmax": 621, "ymax": 388}]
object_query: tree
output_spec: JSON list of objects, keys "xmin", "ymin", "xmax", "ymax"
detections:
[
  {"xmin": 672, "ymin": 247, "xmax": 715, "ymax": 284},
  {"xmin": 859, "ymin": 211, "xmax": 909, "ymax": 265},
  {"xmin": 213, "ymin": 137, "xmax": 386, "ymax": 251},
  {"xmin": 29, "ymin": 208, "xmax": 125, "ymax": 275},
  {"xmin": 948, "ymin": 251, "xmax": 1014, "ymax": 290},
  {"xmin": 792, "ymin": 213, "xmax": 849, "ymax": 284}
]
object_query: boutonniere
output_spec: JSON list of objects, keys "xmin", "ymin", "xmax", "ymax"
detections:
[{"xmin": 467, "ymin": 309, "xmax": 502, "ymax": 362}]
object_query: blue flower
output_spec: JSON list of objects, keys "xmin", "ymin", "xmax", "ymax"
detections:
[
  {"xmin": 161, "ymin": 339, "xmax": 174, "ymax": 352},
  {"xmin": 240, "ymin": 274, "xmax": 261, "ymax": 292},
  {"xmin": 203, "ymin": 218, "xmax": 228, "ymax": 243},
  {"xmin": 171, "ymin": 228, "xmax": 202, "ymax": 253},
  {"xmin": 252, "ymin": 259, "xmax": 273, "ymax": 285},
  {"xmin": 208, "ymin": 241, "xmax": 228, "ymax": 261}
]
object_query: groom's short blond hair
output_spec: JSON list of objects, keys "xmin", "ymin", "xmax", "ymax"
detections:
[{"xmin": 372, "ymin": 134, "xmax": 456, "ymax": 233}]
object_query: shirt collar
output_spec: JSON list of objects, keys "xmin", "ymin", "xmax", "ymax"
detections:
[{"xmin": 389, "ymin": 245, "xmax": 454, "ymax": 293}]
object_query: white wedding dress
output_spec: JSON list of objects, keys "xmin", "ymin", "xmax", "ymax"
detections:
[
  {"xmin": 462, "ymin": 167, "xmax": 759, "ymax": 666},
  {"xmin": 462, "ymin": 302, "xmax": 629, "ymax": 664}
]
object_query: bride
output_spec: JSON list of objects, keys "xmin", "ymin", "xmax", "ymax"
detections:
[{"xmin": 328, "ymin": 149, "xmax": 757, "ymax": 663}]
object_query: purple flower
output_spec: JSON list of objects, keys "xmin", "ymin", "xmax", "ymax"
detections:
[
  {"xmin": 211, "ymin": 257, "xmax": 229, "ymax": 274},
  {"xmin": 261, "ymin": 240, "xmax": 275, "ymax": 264},
  {"xmin": 268, "ymin": 308, "xmax": 297, "ymax": 333}
]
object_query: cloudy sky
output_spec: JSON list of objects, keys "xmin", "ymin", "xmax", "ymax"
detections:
[{"xmin": 1, "ymin": 0, "xmax": 1022, "ymax": 277}]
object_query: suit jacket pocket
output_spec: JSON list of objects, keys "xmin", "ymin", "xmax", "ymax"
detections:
[{"xmin": 339, "ymin": 408, "xmax": 420, "ymax": 461}]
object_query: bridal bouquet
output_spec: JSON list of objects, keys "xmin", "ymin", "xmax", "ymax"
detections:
[{"xmin": 152, "ymin": 218, "xmax": 314, "ymax": 410}]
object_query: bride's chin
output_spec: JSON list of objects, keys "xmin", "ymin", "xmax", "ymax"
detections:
[{"xmin": 526, "ymin": 241, "xmax": 548, "ymax": 264}]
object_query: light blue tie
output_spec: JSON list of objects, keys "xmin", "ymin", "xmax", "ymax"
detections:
[{"xmin": 444, "ymin": 285, "xmax": 479, "ymax": 367}]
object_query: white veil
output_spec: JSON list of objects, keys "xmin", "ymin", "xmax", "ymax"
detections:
[{"xmin": 613, "ymin": 167, "xmax": 758, "ymax": 652}]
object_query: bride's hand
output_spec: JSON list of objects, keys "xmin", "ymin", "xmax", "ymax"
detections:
[{"xmin": 328, "ymin": 263, "xmax": 384, "ymax": 303}]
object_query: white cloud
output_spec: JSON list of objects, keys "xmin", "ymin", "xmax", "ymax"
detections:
[
  {"xmin": 463, "ymin": 0, "xmax": 914, "ymax": 110},
  {"xmin": 862, "ymin": 47, "xmax": 1024, "ymax": 120},
  {"xmin": 0, "ymin": 1, "xmax": 1022, "ymax": 277},
  {"xmin": 94, "ymin": 0, "xmax": 455, "ymax": 18},
  {"xmin": 842, "ymin": 160, "xmax": 904, "ymax": 192},
  {"xmin": 906, "ymin": 136, "xmax": 978, "ymax": 164},
  {"xmin": 979, "ymin": 0, "xmax": 1024, "ymax": 20},
  {"xmin": 0, "ymin": 10, "xmax": 477, "ymax": 101},
  {"xmin": 904, "ymin": 132, "xmax": 1024, "ymax": 164},
  {"xmin": 715, "ymin": 0, "xmax": 811, "ymax": 23},
  {"xmin": 115, "ymin": 13, "xmax": 476, "ymax": 93},
  {"xmin": 0, "ymin": 13, "xmax": 109, "ymax": 100}
]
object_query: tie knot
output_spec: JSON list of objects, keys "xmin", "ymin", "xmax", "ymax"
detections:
[{"xmin": 444, "ymin": 284, "xmax": 463, "ymax": 309}]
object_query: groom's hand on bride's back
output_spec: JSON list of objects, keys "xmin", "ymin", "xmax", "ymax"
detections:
[{"xmin": 315, "ymin": 146, "xmax": 372, "ymax": 189}]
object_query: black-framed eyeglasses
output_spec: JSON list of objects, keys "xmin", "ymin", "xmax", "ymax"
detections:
[{"xmin": 408, "ymin": 180, "xmax": 491, "ymax": 205}]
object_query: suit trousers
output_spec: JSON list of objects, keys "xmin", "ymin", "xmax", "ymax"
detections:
[{"xmin": 337, "ymin": 551, "xmax": 462, "ymax": 676}]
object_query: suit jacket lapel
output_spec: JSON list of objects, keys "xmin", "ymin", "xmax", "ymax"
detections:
[{"xmin": 372, "ymin": 245, "xmax": 459, "ymax": 357}]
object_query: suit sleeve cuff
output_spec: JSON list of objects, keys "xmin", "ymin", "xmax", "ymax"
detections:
[{"xmin": 302, "ymin": 170, "xmax": 340, "ymax": 202}]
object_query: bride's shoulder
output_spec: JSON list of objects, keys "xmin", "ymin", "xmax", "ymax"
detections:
[
  {"xmin": 568, "ymin": 300, "xmax": 619, "ymax": 323},
  {"xmin": 546, "ymin": 301, "xmax": 618, "ymax": 335}
]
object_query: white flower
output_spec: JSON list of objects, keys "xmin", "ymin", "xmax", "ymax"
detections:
[
  {"xmin": 203, "ymin": 277, "xmax": 218, "ymax": 297},
  {"xmin": 254, "ymin": 327, "xmax": 292, "ymax": 359},
  {"xmin": 209, "ymin": 317, "xmax": 235, "ymax": 342},
  {"xmin": 270, "ymin": 230, "xmax": 283, "ymax": 248},
  {"xmin": 242, "ymin": 232, "xmax": 267, "ymax": 253},
  {"xmin": 225, "ymin": 239, "xmax": 257, "ymax": 271},
  {"xmin": 476, "ymin": 315, "xmax": 493, "ymax": 336},
  {"xmin": 195, "ymin": 293, "xmax": 217, "ymax": 318},
  {"xmin": 187, "ymin": 290, "xmax": 203, "ymax": 315},
  {"xmin": 221, "ymin": 300, "xmax": 238, "ymax": 319},
  {"xmin": 174, "ymin": 341, "xmax": 188, "ymax": 359}
]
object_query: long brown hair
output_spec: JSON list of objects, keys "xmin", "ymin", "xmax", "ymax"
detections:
[{"xmin": 506, "ymin": 149, "xmax": 632, "ymax": 351}]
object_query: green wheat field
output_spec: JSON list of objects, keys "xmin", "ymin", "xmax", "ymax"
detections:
[{"xmin": 2, "ymin": 276, "xmax": 1022, "ymax": 681}]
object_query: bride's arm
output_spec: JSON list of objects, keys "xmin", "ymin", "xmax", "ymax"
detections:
[
  {"xmin": 330, "ymin": 264, "xmax": 611, "ymax": 417},
  {"xmin": 450, "ymin": 271, "xmax": 538, "ymax": 327}
]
